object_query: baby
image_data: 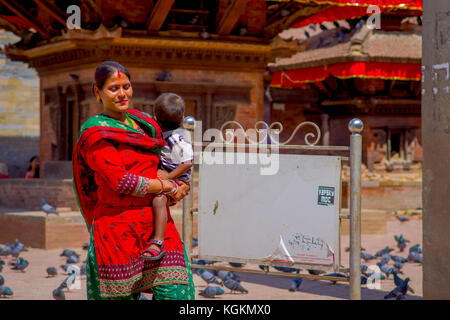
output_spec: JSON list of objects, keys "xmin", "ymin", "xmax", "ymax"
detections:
[{"xmin": 141, "ymin": 93, "xmax": 193, "ymax": 260}]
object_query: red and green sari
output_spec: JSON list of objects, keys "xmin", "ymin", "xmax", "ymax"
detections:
[{"xmin": 73, "ymin": 109, "xmax": 194, "ymax": 299}]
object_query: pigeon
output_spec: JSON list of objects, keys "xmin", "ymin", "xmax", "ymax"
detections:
[
  {"xmin": 199, "ymin": 286, "xmax": 225, "ymax": 298},
  {"xmin": 289, "ymin": 278, "xmax": 303, "ymax": 292},
  {"xmin": 46, "ymin": 267, "xmax": 58, "ymax": 277},
  {"xmin": 377, "ymin": 262, "xmax": 399, "ymax": 278},
  {"xmin": 52, "ymin": 286, "xmax": 66, "ymax": 300},
  {"xmin": 0, "ymin": 275, "xmax": 4, "ymax": 286},
  {"xmin": 80, "ymin": 264, "xmax": 87, "ymax": 276},
  {"xmin": 408, "ymin": 252, "xmax": 423, "ymax": 264},
  {"xmin": 0, "ymin": 286, "xmax": 13, "ymax": 297},
  {"xmin": 10, "ymin": 246, "xmax": 21, "ymax": 259},
  {"xmin": 360, "ymin": 262, "xmax": 368, "ymax": 273},
  {"xmin": 223, "ymin": 279, "xmax": 248, "ymax": 293},
  {"xmin": 200, "ymin": 270, "xmax": 221, "ymax": 285},
  {"xmin": 393, "ymin": 271, "xmax": 415, "ymax": 294},
  {"xmin": 361, "ymin": 252, "xmax": 376, "ymax": 262},
  {"xmin": 13, "ymin": 239, "xmax": 27, "ymax": 252},
  {"xmin": 409, "ymin": 244, "xmax": 422, "ymax": 254},
  {"xmin": 216, "ymin": 270, "xmax": 238, "ymax": 282},
  {"xmin": 60, "ymin": 264, "xmax": 70, "ymax": 273},
  {"xmin": 60, "ymin": 249, "xmax": 80, "ymax": 258},
  {"xmin": 391, "ymin": 255, "xmax": 408, "ymax": 263},
  {"xmin": 60, "ymin": 270, "xmax": 76, "ymax": 291},
  {"xmin": 228, "ymin": 262, "xmax": 245, "ymax": 268},
  {"xmin": 258, "ymin": 265, "xmax": 267, "ymax": 272},
  {"xmin": 323, "ymin": 273, "xmax": 348, "ymax": 285},
  {"xmin": 192, "ymin": 238, "xmax": 198, "ymax": 248},
  {"xmin": 394, "ymin": 235, "xmax": 410, "ymax": 252},
  {"xmin": 375, "ymin": 246, "xmax": 394, "ymax": 257},
  {"xmin": 41, "ymin": 199, "xmax": 59, "ymax": 215},
  {"xmin": 66, "ymin": 255, "xmax": 79, "ymax": 264},
  {"xmin": 139, "ymin": 292, "xmax": 149, "ymax": 300},
  {"xmin": 393, "ymin": 261, "xmax": 404, "ymax": 271},
  {"xmin": 384, "ymin": 278, "xmax": 410, "ymax": 300},
  {"xmin": 395, "ymin": 215, "xmax": 408, "ymax": 222},
  {"xmin": 11, "ymin": 257, "xmax": 28, "ymax": 272},
  {"xmin": 307, "ymin": 269, "xmax": 325, "ymax": 276},
  {"xmin": 360, "ymin": 276, "xmax": 368, "ymax": 285},
  {"xmin": 273, "ymin": 266, "xmax": 298, "ymax": 273},
  {"xmin": 380, "ymin": 253, "xmax": 391, "ymax": 265},
  {"xmin": 196, "ymin": 259, "xmax": 215, "ymax": 265},
  {"xmin": 0, "ymin": 245, "xmax": 12, "ymax": 257},
  {"xmin": 82, "ymin": 243, "xmax": 90, "ymax": 250}
]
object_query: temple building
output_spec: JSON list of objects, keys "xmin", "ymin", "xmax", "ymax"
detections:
[{"xmin": 268, "ymin": 1, "xmax": 422, "ymax": 170}]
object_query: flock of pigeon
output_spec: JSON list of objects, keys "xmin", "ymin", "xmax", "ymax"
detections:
[
  {"xmin": 0, "ymin": 237, "xmax": 89, "ymax": 300},
  {"xmin": 192, "ymin": 230, "xmax": 422, "ymax": 300}
]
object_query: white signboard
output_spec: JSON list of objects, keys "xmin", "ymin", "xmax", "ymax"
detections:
[{"xmin": 198, "ymin": 153, "xmax": 341, "ymax": 270}]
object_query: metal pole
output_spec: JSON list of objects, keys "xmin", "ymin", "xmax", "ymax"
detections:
[
  {"xmin": 182, "ymin": 116, "xmax": 196, "ymax": 259},
  {"xmin": 348, "ymin": 118, "xmax": 363, "ymax": 300}
]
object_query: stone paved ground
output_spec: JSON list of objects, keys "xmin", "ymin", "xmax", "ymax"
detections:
[{"xmin": 0, "ymin": 213, "xmax": 422, "ymax": 300}]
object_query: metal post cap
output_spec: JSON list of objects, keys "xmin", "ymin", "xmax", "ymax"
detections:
[
  {"xmin": 183, "ymin": 116, "xmax": 196, "ymax": 130},
  {"xmin": 348, "ymin": 118, "xmax": 364, "ymax": 133}
]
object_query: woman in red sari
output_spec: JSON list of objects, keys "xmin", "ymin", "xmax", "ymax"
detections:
[{"xmin": 73, "ymin": 61, "xmax": 195, "ymax": 300}]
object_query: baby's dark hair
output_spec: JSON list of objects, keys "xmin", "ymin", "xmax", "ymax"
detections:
[
  {"xmin": 154, "ymin": 93, "xmax": 185, "ymax": 131},
  {"xmin": 92, "ymin": 61, "xmax": 131, "ymax": 97}
]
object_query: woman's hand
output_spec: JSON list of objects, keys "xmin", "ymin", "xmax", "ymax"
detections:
[{"xmin": 170, "ymin": 181, "xmax": 190, "ymax": 202}]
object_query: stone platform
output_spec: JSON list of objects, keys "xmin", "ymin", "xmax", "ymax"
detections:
[{"xmin": 0, "ymin": 209, "xmax": 89, "ymax": 249}]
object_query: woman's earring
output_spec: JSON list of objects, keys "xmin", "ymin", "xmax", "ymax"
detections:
[{"xmin": 96, "ymin": 96, "xmax": 100, "ymax": 102}]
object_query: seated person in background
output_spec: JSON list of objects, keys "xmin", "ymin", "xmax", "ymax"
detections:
[{"xmin": 24, "ymin": 156, "xmax": 40, "ymax": 179}]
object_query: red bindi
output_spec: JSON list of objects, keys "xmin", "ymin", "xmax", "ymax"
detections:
[{"xmin": 117, "ymin": 70, "xmax": 121, "ymax": 78}]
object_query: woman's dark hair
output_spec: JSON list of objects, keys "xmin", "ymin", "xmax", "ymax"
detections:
[
  {"xmin": 154, "ymin": 93, "xmax": 185, "ymax": 131},
  {"xmin": 27, "ymin": 155, "xmax": 40, "ymax": 178},
  {"xmin": 92, "ymin": 61, "xmax": 131, "ymax": 97}
]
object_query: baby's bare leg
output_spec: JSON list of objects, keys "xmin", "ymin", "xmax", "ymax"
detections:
[{"xmin": 151, "ymin": 195, "xmax": 168, "ymax": 242}]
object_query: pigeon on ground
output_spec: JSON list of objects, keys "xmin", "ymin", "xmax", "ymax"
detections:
[
  {"xmin": 384, "ymin": 277, "xmax": 410, "ymax": 300},
  {"xmin": 394, "ymin": 235, "xmax": 410, "ymax": 252},
  {"xmin": 380, "ymin": 253, "xmax": 391, "ymax": 265},
  {"xmin": 192, "ymin": 238, "xmax": 198, "ymax": 248},
  {"xmin": 216, "ymin": 270, "xmax": 238, "ymax": 282},
  {"xmin": 66, "ymin": 255, "xmax": 79, "ymax": 264},
  {"xmin": 228, "ymin": 262, "xmax": 245, "ymax": 268},
  {"xmin": 139, "ymin": 292, "xmax": 148, "ymax": 300},
  {"xmin": 273, "ymin": 266, "xmax": 299, "ymax": 273},
  {"xmin": 11, "ymin": 257, "xmax": 28, "ymax": 272},
  {"xmin": 323, "ymin": 273, "xmax": 349, "ymax": 283},
  {"xmin": 200, "ymin": 270, "xmax": 222, "ymax": 285},
  {"xmin": 391, "ymin": 255, "xmax": 408, "ymax": 263},
  {"xmin": 52, "ymin": 286, "xmax": 66, "ymax": 300},
  {"xmin": 409, "ymin": 244, "xmax": 422, "ymax": 254},
  {"xmin": 289, "ymin": 278, "xmax": 303, "ymax": 292},
  {"xmin": 361, "ymin": 252, "xmax": 376, "ymax": 262},
  {"xmin": 196, "ymin": 259, "xmax": 215, "ymax": 265},
  {"xmin": 0, "ymin": 245, "xmax": 12, "ymax": 257},
  {"xmin": 60, "ymin": 270, "xmax": 76, "ymax": 291},
  {"xmin": 60, "ymin": 249, "xmax": 80, "ymax": 258},
  {"xmin": 223, "ymin": 279, "xmax": 248, "ymax": 293},
  {"xmin": 360, "ymin": 262, "xmax": 368, "ymax": 273},
  {"xmin": 408, "ymin": 252, "xmax": 423, "ymax": 264},
  {"xmin": 13, "ymin": 239, "xmax": 27, "ymax": 253},
  {"xmin": 10, "ymin": 246, "xmax": 21, "ymax": 259},
  {"xmin": 377, "ymin": 262, "xmax": 399, "ymax": 278},
  {"xmin": 80, "ymin": 264, "xmax": 87, "ymax": 276},
  {"xmin": 0, "ymin": 275, "xmax": 4, "ymax": 286},
  {"xmin": 199, "ymin": 286, "xmax": 225, "ymax": 298},
  {"xmin": 395, "ymin": 215, "xmax": 409, "ymax": 222},
  {"xmin": 60, "ymin": 264, "xmax": 70, "ymax": 273},
  {"xmin": 41, "ymin": 199, "xmax": 59, "ymax": 215},
  {"xmin": 307, "ymin": 269, "xmax": 325, "ymax": 276},
  {"xmin": 0, "ymin": 286, "xmax": 13, "ymax": 297},
  {"xmin": 393, "ymin": 261, "xmax": 404, "ymax": 271},
  {"xmin": 393, "ymin": 271, "xmax": 415, "ymax": 294},
  {"xmin": 360, "ymin": 276, "xmax": 368, "ymax": 285},
  {"xmin": 375, "ymin": 246, "xmax": 394, "ymax": 257},
  {"xmin": 46, "ymin": 267, "xmax": 58, "ymax": 277}
]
